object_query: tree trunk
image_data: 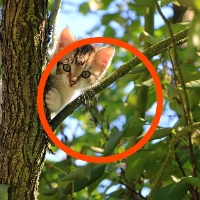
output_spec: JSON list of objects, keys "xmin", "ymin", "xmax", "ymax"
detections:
[{"xmin": 0, "ymin": 0, "xmax": 49, "ymax": 199}]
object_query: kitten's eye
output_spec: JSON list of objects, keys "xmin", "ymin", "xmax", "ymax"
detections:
[
  {"xmin": 81, "ymin": 71, "xmax": 91, "ymax": 79},
  {"xmin": 63, "ymin": 64, "xmax": 71, "ymax": 72}
]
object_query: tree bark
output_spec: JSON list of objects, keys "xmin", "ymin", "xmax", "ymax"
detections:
[{"xmin": 0, "ymin": 0, "xmax": 49, "ymax": 199}]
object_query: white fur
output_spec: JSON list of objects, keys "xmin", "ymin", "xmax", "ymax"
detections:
[{"xmin": 45, "ymin": 72, "xmax": 79, "ymax": 115}]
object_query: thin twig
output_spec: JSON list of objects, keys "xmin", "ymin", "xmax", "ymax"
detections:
[{"xmin": 119, "ymin": 181, "xmax": 147, "ymax": 199}]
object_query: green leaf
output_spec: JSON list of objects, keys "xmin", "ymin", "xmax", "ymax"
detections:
[
  {"xmin": 129, "ymin": 65, "xmax": 147, "ymax": 74},
  {"xmin": 104, "ymin": 26, "xmax": 116, "ymax": 37},
  {"xmin": 169, "ymin": 100, "xmax": 184, "ymax": 116},
  {"xmin": 38, "ymin": 187, "xmax": 61, "ymax": 200},
  {"xmin": 103, "ymin": 131, "xmax": 125, "ymax": 156},
  {"xmin": 123, "ymin": 117, "xmax": 146, "ymax": 137},
  {"xmin": 176, "ymin": 0, "xmax": 195, "ymax": 7},
  {"xmin": 88, "ymin": 171, "xmax": 109, "ymax": 195},
  {"xmin": 79, "ymin": 3, "xmax": 90, "ymax": 15},
  {"xmin": 109, "ymin": 188, "xmax": 125, "ymax": 198},
  {"xmin": 186, "ymin": 14, "xmax": 200, "ymax": 59},
  {"xmin": 165, "ymin": 180, "xmax": 190, "ymax": 200},
  {"xmin": 188, "ymin": 90, "xmax": 200, "ymax": 108},
  {"xmin": 134, "ymin": 0, "xmax": 156, "ymax": 7},
  {"xmin": 194, "ymin": 152, "xmax": 200, "ymax": 173},
  {"xmin": 101, "ymin": 0, "xmax": 112, "ymax": 9},
  {"xmin": 59, "ymin": 163, "xmax": 94, "ymax": 182},
  {"xmin": 138, "ymin": 128, "xmax": 173, "ymax": 141},
  {"xmin": 182, "ymin": 177, "xmax": 200, "ymax": 188},
  {"xmin": 48, "ymin": 0, "xmax": 54, "ymax": 11},
  {"xmin": 72, "ymin": 165, "xmax": 106, "ymax": 193},
  {"xmin": 192, "ymin": 104, "xmax": 200, "ymax": 121},
  {"xmin": 166, "ymin": 83, "xmax": 179, "ymax": 98},
  {"xmin": 102, "ymin": 14, "xmax": 119, "ymax": 25},
  {"xmin": 121, "ymin": 73, "xmax": 140, "ymax": 83},
  {"xmin": 185, "ymin": 80, "xmax": 200, "ymax": 90},
  {"xmin": 194, "ymin": 0, "xmax": 200, "ymax": 10},
  {"xmin": 126, "ymin": 149, "xmax": 166, "ymax": 179},
  {"xmin": 153, "ymin": 181, "xmax": 190, "ymax": 200},
  {"xmin": 139, "ymin": 31, "xmax": 162, "ymax": 46},
  {"xmin": 161, "ymin": 0, "xmax": 173, "ymax": 6},
  {"xmin": 163, "ymin": 22, "xmax": 190, "ymax": 38},
  {"xmin": 0, "ymin": 184, "xmax": 10, "ymax": 200}
]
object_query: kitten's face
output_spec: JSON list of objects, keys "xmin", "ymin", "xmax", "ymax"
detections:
[
  {"xmin": 54, "ymin": 28, "xmax": 115, "ymax": 90},
  {"xmin": 56, "ymin": 45, "xmax": 104, "ymax": 90}
]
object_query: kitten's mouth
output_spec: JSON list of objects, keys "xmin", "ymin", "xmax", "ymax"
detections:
[{"xmin": 68, "ymin": 83, "xmax": 77, "ymax": 88}]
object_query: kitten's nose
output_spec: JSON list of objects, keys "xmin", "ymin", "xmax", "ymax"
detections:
[{"xmin": 69, "ymin": 80, "xmax": 76, "ymax": 86}]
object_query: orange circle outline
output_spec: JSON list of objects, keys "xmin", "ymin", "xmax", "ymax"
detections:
[{"xmin": 37, "ymin": 37, "xmax": 163, "ymax": 163}]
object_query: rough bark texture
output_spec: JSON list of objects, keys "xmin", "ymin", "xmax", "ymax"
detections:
[{"xmin": 0, "ymin": 0, "xmax": 49, "ymax": 199}]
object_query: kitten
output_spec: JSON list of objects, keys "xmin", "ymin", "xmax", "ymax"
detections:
[{"xmin": 45, "ymin": 28, "xmax": 115, "ymax": 115}]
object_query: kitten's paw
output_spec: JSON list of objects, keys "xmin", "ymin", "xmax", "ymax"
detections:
[{"xmin": 45, "ymin": 88, "xmax": 62, "ymax": 113}]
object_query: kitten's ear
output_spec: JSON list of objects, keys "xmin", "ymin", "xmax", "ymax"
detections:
[
  {"xmin": 95, "ymin": 46, "xmax": 115, "ymax": 67},
  {"xmin": 59, "ymin": 28, "xmax": 76, "ymax": 48}
]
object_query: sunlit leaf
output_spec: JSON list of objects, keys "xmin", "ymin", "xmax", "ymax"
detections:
[
  {"xmin": 89, "ymin": 0, "xmax": 103, "ymax": 10},
  {"xmin": 139, "ymin": 31, "xmax": 162, "ymax": 46},
  {"xmin": 194, "ymin": 0, "xmax": 200, "ymax": 10},
  {"xmin": 185, "ymin": 80, "xmax": 200, "ymax": 90}
]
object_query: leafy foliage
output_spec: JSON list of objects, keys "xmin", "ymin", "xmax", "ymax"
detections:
[{"xmin": 40, "ymin": 0, "xmax": 200, "ymax": 199}]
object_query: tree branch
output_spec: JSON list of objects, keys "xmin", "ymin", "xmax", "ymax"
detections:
[
  {"xmin": 50, "ymin": 27, "xmax": 189, "ymax": 131},
  {"xmin": 48, "ymin": 0, "xmax": 62, "ymax": 54},
  {"xmin": 48, "ymin": 0, "xmax": 62, "ymax": 29}
]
